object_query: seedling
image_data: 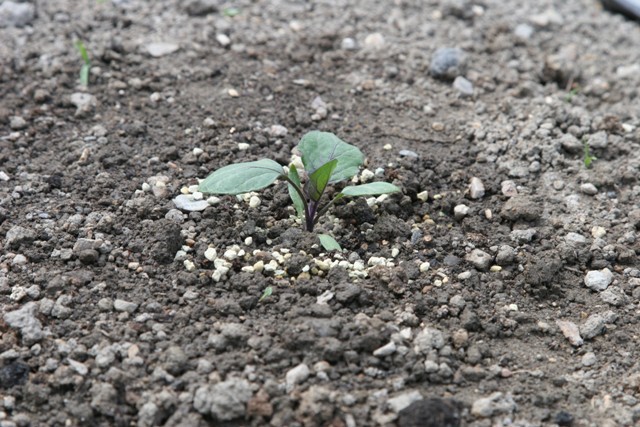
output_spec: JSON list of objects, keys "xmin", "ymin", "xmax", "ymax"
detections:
[
  {"xmin": 223, "ymin": 7, "xmax": 240, "ymax": 17},
  {"xmin": 198, "ymin": 131, "xmax": 401, "ymax": 251},
  {"xmin": 75, "ymin": 41, "xmax": 91, "ymax": 87},
  {"xmin": 583, "ymin": 138, "xmax": 596, "ymax": 169},
  {"xmin": 259, "ymin": 286, "xmax": 273, "ymax": 302}
]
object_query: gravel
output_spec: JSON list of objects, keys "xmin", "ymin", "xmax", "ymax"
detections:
[
  {"xmin": 584, "ymin": 268, "xmax": 613, "ymax": 291},
  {"xmin": 430, "ymin": 48, "xmax": 467, "ymax": 80}
]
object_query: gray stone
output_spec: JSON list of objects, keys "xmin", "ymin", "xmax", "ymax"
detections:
[
  {"xmin": 90, "ymin": 382, "xmax": 119, "ymax": 416},
  {"xmin": 453, "ymin": 76, "xmax": 474, "ymax": 97},
  {"xmin": 584, "ymin": 268, "xmax": 613, "ymax": 291},
  {"xmin": 114, "ymin": 299, "xmax": 138, "ymax": 313},
  {"xmin": 4, "ymin": 302, "xmax": 44, "ymax": 345},
  {"xmin": 496, "ymin": 245, "xmax": 516, "ymax": 266},
  {"xmin": 10, "ymin": 116, "xmax": 27, "ymax": 130},
  {"xmin": 514, "ymin": 23, "xmax": 534, "ymax": 40},
  {"xmin": 580, "ymin": 311, "xmax": 617, "ymax": 340},
  {"xmin": 220, "ymin": 323, "xmax": 250, "ymax": 342},
  {"xmin": 453, "ymin": 204, "xmax": 470, "ymax": 220},
  {"xmin": 184, "ymin": 0, "xmax": 218, "ymax": 16},
  {"xmin": 387, "ymin": 390, "xmax": 423, "ymax": 413},
  {"xmin": 559, "ymin": 133, "xmax": 582, "ymax": 153},
  {"xmin": 414, "ymin": 327, "xmax": 446, "ymax": 354},
  {"xmin": 70, "ymin": 93, "xmax": 97, "ymax": 116},
  {"xmin": 163, "ymin": 346, "xmax": 188, "ymax": 376},
  {"xmin": 286, "ymin": 363, "xmax": 310, "ymax": 392},
  {"xmin": 468, "ymin": 177, "xmax": 484, "ymax": 199},
  {"xmin": 600, "ymin": 286, "xmax": 627, "ymax": 306},
  {"xmin": 0, "ymin": 1, "xmax": 35, "ymax": 28},
  {"xmin": 51, "ymin": 295, "xmax": 72, "ymax": 319},
  {"xmin": 193, "ymin": 378, "xmax": 252, "ymax": 420},
  {"xmin": 565, "ymin": 232, "xmax": 587, "ymax": 246},
  {"xmin": 399, "ymin": 149, "xmax": 419, "ymax": 158},
  {"xmin": 172, "ymin": 194, "xmax": 209, "ymax": 212},
  {"xmin": 465, "ymin": 249, "xmax": 493, "ymax": 271},
  {"xmin": 582, "ymin": 352, "xmax": 597, "ymax": 367},
  {"xmin": 501, "ymin": 196, "xmax": 542, "ymax": 222},
  {"xmin": 471, "ymin": 392, "xmax": 516, "ymax": 418},
  {"xmin": 501, "ymin": 180, "xmax": 518, "ymax": 197},
  {"xmin": 373, "ymin": 341, "xmax": 397, "ymax": 357},
  {"xmin": 146, "ymin": 42, "xmax": 179, "ymax": 58},
  {"xmin": 588, "ymin": 131, "xmax": 608, "ymax": 148},
  {"xmin": 6, "ymin": 226, "xmax": 36, "ymax": 249},
  {"xmin": 580, "ymin": 183, "xmax": 598, "ymax": 196},
  {"xmin": 430, "ymin": 48, "xmax": 466, "ymax": 80}
]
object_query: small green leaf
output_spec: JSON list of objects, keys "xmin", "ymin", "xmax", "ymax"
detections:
[
  {"xmin": 259, "ymin": 286, "xmax": 272, "ymax": 302},
  {"xmin": 288, "ymin": 164, "xmax": 305, "ymax": 217},
  {"xmin": 298, "ymin": 131, "xmax": 364, "ymax": 183},
  {"xmin": 75, "ymin": 41, "xmax": 90, "ymax": 64},
  {"xmin": 318, "ymin": 234, "xmax": 342, "ymax": 252},
  {"xmin": 340, "ymin": 182, "xmax": 401, "ymax": 197},
  {"xmin": 307, "ymin": 159, "xmax": 338, "ymax": 202},
  {"xmin": 223, "ymin": 7, "xmax": 240, "ymax": 17},
  {"xmin": 199, "ymin": 159, "xmax": 283, "ymax": 194}
]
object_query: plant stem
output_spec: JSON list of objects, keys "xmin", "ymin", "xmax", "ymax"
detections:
[{"xmin": 305, "ymin": 201, "xmax": 316, "ymax": 232}]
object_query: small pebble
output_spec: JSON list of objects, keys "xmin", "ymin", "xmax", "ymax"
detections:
[
  {"xmin": 580, "ymin": 183, "xmax": 598, "ymax": 196},
  {"xmin": 584, "ymin": 268, "xmax": 613, "ymax": 291},
  {"xmin": 453, "ymin": 76, "xmax": 474, "ymax": 97},
  {"xmin": 469, "ymin": 177, "xmax": 485, "ymax": 199},
  {"xmin": 417, "ymin": 191, "xmax": 428, "ymax": 202},
  {"xmin": 454, "ymin": 204, "xmax": 470, "ymax": 220},
  {"xmin": 249, "ymin": 196, "xmax": 261, "ymax": 208}
]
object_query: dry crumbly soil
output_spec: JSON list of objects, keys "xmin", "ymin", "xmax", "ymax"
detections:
[{"xmin": 1, "ymin": 0, "xmax": 640, "ymax": 426}]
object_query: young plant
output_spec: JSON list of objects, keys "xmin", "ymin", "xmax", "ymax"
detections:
[
  {"xmin": 75, "ymin": 40, "xmax": 91, "ymax": 87},
  {"xmin": 198, "ymin": 131, "xmax": 401, "ymax": 250},
  {"xmin": 583, "ymin": 137, "xmax": 596, "ymax": 169}
]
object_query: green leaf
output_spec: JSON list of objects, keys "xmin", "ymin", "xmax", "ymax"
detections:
[
  {"xmin": 298, "ymin": 131, "xmax": 364, "ymax": 183},
  {"xmin": 259, "ymin": 286, "xmax": 272, "ymax": 302},
  {"xmin": 318, "ymin": 234, "xmax": 342, "ymax": 252},
  {"xmin": 198, "ymin": 159, "xmax": 283, "ymax": 194},
  {"xmin": 340, "ymin": 182, "xmax": 401, "ymax": 197},
  {"xmin": 223, "ymin": 7, "xmax": 240, "ymax": 17},
  {"xmin": 287, "ymin": 164, "xmax": 305, "ymax": 217},
  {"xmin": 75, "ymin": 41, "xmax": 90, "ymax": 64},
  {"xmin": 306, "ymin": 159, "xmax": 337, "ymax": 202}
]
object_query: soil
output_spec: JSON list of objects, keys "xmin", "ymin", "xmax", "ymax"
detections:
[{"xmin": 1, "ymin": 0, "xmax": 640, "ymax": 426}]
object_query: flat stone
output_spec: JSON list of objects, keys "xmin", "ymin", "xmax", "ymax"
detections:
[
  {"xmin": 0, "ymin": 1, "xmax": 35, "ymax": 27},
  {"xmin": 113, "ymin": 299, "xmax": 138, "ymax": 313},
  {"xmin": 465, "ymin": 249, "xmax": 493, "ymax": 271},
  {"xmin": 146, "ymin": 42, "xmax": 180, "ymax": 58},
  {"xmin": 285, "ymin": 363, "xmax": 310, "ymax": 392},
  {"xmin": 387, "ymin": 390, "xmax": 423, "ymax": 413},
  {"xmin": 4, "ymin": 303, "xmax": 44, "ymax": 345},
  {"xmin": 556, "ymin": 320, "xmax": 583, "ymax": 347},
  {"xmin": 173, "ymin": 194, "xmax": 209, "ymax": 212}
]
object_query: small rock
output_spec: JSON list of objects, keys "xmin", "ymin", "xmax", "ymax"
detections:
[
  {"xmin": 501, "ymin": 196, "xmax": 541, "ymax": 222},
  {"xmin": 580, "ymin": 311, "xmax": 617, "ymax": 340},
  {"xmin": 565, "ymin": 232, "xmax": 587, "ymax": 246},
  {"xmin": 10, "ymin": 116, "xmax": 27, "ymax": 130},
  {"xmin": 495, "ymin": 245, "xmax": 516, "ymax": 266},
  {"xmin": 70, "ymin": 93, "xmax": 97, "ymax": 116},
  {"xmin": 453, "ymin": 76, "xmax": 473, "ymax": 97},
  {"xmin": 373, "ymin": 341, "xmax": 397, "ymax": 357},
  {"xmin": 184, "ymin": 0, "xmax": 218, "ymax": 16},
  {"xmin": 584, "ymin": 268, "xmax": 613, "ymax": 291},
  {"xmin": 364, "ymin": 33, "xmax": 385, "ymax": 49},
  {"xmin": 194, "ymin": 379, "xmax": 252, "ymax": 420},
  {"xmin": 559, "ymin": 133, "xmax": 582, "ymax": 153},
  {"xmin": 163, "ymin": 346, "xmax": 188, "ymax": 376},
  {"xmin": 398, "ymin": 398, "xmax": 463, "ymax": 427},
  {"xmin": 0, "ymin": 1, "xmax": 36, "ymax": 27},
  {"xmin": 268, "ymin": 125, "xmax": 288, "ymax": 137},
  {"xmin": 430, "ymin": 48, "xmax": 467, "ymax": 80},
  {"xmin": 580, "ymin": 183, "xmax": 598, "ymax": 196},
  {"xmin": 6, "ymin": 226, "xmax": 36, "ymax": 249},
  {"xmin": 600, "ymin": 286, "xmax": 627, "ymax": 306},
  {"xmin": 510, "ymin": 228, "xmax": 537, "ymax": 243},
  {"xmin": 399, "ymin": 149, "xmax": 419, "ymax": 158},
  {"xmin": 146, "ymin": 42, "xmax": 179, "ymax": 58},
  {"xmin": 582, "ymin": 352, "xmax": 597, "ymax": 367},
  {"xmin": 286, "ymin": 363, "xmax": 310, "ymax": 392},
  {"xmin": 514, "ymin": 23, "xmax": 534, "ymax": 40},
  {"xmin": 4, "ymin": 303, "xmax": 44, "ymax": 345},
  {"xmin": 453, "ymin": 204, "xmax": 469, "ymax": 220},
  {"xmin": 556, "ymin": 320, "xmax": 583, "ymax": 347},
  {"xmin": 471, "ymin": 392, "xmax": 516, "ymax": 418},
  {"xmin": 113, "ymin": 299, "xmax": 138, "ymax": 313},
  {"xmin": 216, "ymin": 33, "xmax": 231, "ymax": 47},
  {"xmin": 588, "ymin": 131, "xmax": 608, "ymax": 149},
  {"xmin": 341, "ymin": 37, "xmax": 357, "ymax": 50},
  {"xmin": 465, "ymin": 249, "xmax": 492, "ymax": 271},
  {"xmin": 501, "ymin": 180, "xmax": 518, "ymax": 197},
  {"xmin": 468, "ymin": 177, "xmax": 485, "ymax": 199},
  {"xmin": 387, "ymin": 390, "xmax": 423, "ymax": 413},
  {"xmin": 414, "ymin": 327, "xmax": 445, "ymax": 354},
  {"xmin": 173, "ymin": 194, "xmax": 209, "ymax": 212},
  {"xmin": 249, "ymin": 196, "xmax": 261, "ymax": 208}
]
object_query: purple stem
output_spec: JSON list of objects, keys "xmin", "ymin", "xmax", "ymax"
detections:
[{"xmin": 305, "ymin": 201, "xmax": 317, "ymax": 232}]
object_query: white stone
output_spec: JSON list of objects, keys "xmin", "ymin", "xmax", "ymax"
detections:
[
  {"xmin": 417, "ymin": 191, "xmax": 428, "ymax": 202},
  {"xmin": 419, "ymin": 262, "xmax": 430, "ymax": 273},
  {"xmin": 387, "ymin": 390, "xmax": 422, "ymax": 413},
  {"xmin": 364, "ymin": 33, "xmax": 385, "ymax": 49},
  {"xmin": 238, "ymin": 142, "xmax": 250, "ymax": 151},
  {"xmin": 373, "ymin": 341, "xmax": 396, "ymax": 357},
  {"xmin": 146, "ymin": 42, "xmax": 179, "ymax": 57},
  {"xmin": 249, "ymin": 196, "xmax": 261, "ymax": 208},
  {"xmin": 216, "ymin": 33, "xmax": 231, "ymax": 46},
  {"xmin": 469, "ymin": 177, "xmax": 485, "ymax": 199},
  {"xmin": 285, "ymin": 363, "xmax": 310, "ymax": 392},
  {"xmin": 184, "ymin": 260, "xmax": 196, "ymax": 271},
  {"xmin": 584, "ymin": 268, "xmax": 613, "ymax": 291},
  {"xmin": 204, "ymin": 248, "xmax": 217, "ymax": 261},
  {"xmin": 114, "ymin": 299, "xmax": 138, "ymax": 313},
  {"xmin": 454, "ymin": 204, "xmax": 469, "ymax": 220}
]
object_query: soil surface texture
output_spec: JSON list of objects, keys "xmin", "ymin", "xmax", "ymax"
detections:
[{"xmin": 1, "ymin": 0, "xmax": 640, "ymax": 426}]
